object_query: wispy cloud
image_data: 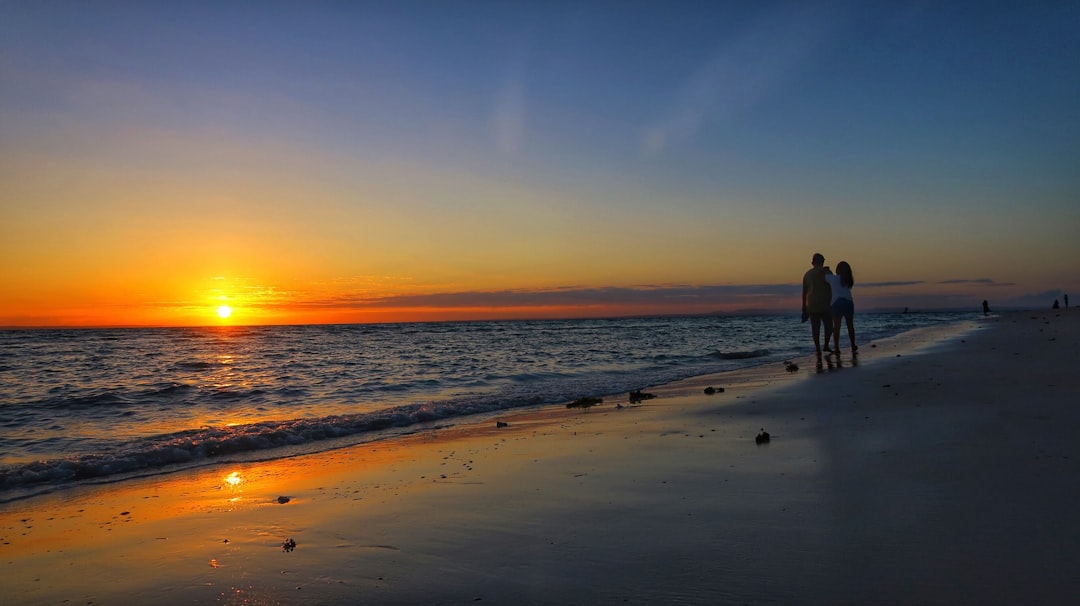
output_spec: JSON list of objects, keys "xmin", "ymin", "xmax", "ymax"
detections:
[
  {"xmin": 937, "ymin": 278, "xmax": 1015, "ymax": 287},
  {"xmin": 490, "ymin": 39, "xmax": 531, "ymax": 155},
  {"xmin": 147, "ymin": 277, "xmax": 1036, "ymax": 323},
  {"xmin": 864, "ymin": 279, "xmax": 1016, "ymax": 288},
  {"xmin": 641, "ymin": 7, "xmax": 836, "ymax": 156},
  {"xmin": 862, "ymin": 281, "xmax": 927, "ymax": 288},
  {"xmin": 492, "ymin": 76, "xmax": 526, "ymax": 154},
  {"xmin": 263, "ymin": 283, "xmax": 801, "ymax": 312}
]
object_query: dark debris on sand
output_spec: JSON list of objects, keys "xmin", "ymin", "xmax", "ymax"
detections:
[{"xmin": 567, "ymin": 396, "xmax": 603, "ymax": 410}]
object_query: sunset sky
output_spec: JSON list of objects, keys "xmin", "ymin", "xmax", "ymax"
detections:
[{"xmin": 2, "ymin": 2, "xmax": 1078, "ymax": 327}]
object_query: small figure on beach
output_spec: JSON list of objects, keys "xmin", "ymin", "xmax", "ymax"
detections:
[
  {"xmin": 983, "ymin": 300, "xmax": 991, "ymax": 316},
  {"xmin": 1065, "ymin": 294, "xmax": 1070, "ymax": 309},
  {"xmin": 1053, "ymin": 299, "xmax": 1060, "ymax": 309},
  {"xmin": 784, "ymin": 361, "xmax": 799, "ymax": 373},
  {"xmin": 801, "ymin": 253, "xmax": 833, "ymax": 355},
  {"xmin": 755, "ymin": 429, "xmax": 770, "ymax": 444},
  {"xmin": 824, "ymin": 261, "xmax": 858, "ymax": 354}
]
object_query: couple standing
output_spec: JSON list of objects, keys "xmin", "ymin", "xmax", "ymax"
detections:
[{"xmin": 802, "ymin": 253, "xmax": 857, "ymax": 356}]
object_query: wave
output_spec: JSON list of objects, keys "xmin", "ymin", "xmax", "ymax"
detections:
[
  {"xmin": 147, "ymin": 383, "xmax": 196, "ymax": 397},
  {"xmin": 28, "ymin": 383, "xmax": 197, "ymax": 411},
  {"xmin": 35, "ymin": 391, "xmax": 133, "ymax": 410},
  {"xmin": 709, "ymin": 349, "xmax": 771, "ymax": 360},
  {"xmin": 208, "ymin": 387, "xmax": 268, "ymax": 401},
  {"xmin": 0, "ymin": 366, "xmax": 724, "ymax": 496},
  {"xmin": 0, "ymin": 362, "xmax": 704, "ymax": 495},
  {"xmin": 0, "ymin": 397, "xmax": 535, "ymax": 494},
  {"xmin": 173, "ymin": 361, "xmax": 218, "ymax": 371}
]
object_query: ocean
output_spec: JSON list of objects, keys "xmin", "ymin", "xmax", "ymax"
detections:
[{"xmin": 0, "ymin": 312, "xmax": 973, "ymax": 500}]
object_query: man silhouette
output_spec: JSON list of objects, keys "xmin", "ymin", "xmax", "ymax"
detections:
[{"xmin": 802, "ymin": 253, "xmax": 833, "ymax": 355}]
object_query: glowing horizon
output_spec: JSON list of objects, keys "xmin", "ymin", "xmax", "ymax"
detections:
[{"xmin": 0, "ymin": 276, "xmax": 1056, "ymax": 329}]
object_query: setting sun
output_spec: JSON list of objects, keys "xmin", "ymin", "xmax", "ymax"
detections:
[{"xmin": 217, "ymin": 305, "xmax": 233, "ymax": 319}]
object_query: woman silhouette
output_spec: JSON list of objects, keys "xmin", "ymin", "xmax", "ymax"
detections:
[{"xmin": 825, "ymin": 261, "xmax": 857, "ymax": 354}]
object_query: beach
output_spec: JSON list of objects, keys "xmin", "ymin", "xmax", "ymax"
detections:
[{"xmin": 3, "ymin": 310, "xmax": 1077, "ymax": 605}]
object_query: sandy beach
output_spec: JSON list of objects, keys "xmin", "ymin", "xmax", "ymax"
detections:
[{"xmin": 3, "ymin": 310, "xmax": 1078, "ymax": 605}]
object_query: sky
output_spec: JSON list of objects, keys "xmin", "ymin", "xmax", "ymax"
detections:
[{"xmin": 2, "ymin": 1, "xmax": 1078, "ymax": 327}]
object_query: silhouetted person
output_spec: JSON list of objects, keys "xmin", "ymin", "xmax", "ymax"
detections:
[
  {"xmin": 1066, "ymin": 294, "xmax": 1070, "ymax": 309},
  {"xmin": 1053, "ymin": 299, "xmax": 1060, "ymax": 309},
  {"xmin": 983, "ymin": 300, "xmax": 990, "ymax": 316},
  {"xmin": 802, "ymin": 253, "xmax": 833, "ymax": 355},
  {"xmin": 825, "ymin": 261, "xmax": 858, "ymax": 354}
]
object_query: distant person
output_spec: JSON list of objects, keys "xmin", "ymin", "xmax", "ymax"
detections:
[
  {"xmin": 982, "ymin": 300, "xmax": 990, "ymax": 316},
  {"xmin": 825, "ymin": 261, "xmax": 858, "ymax": 354},
  {"xmin": 801, "ymin": 253, "xmax": 833, "ymax": 355},
  {"xmin": 1053, "ymin": 299, "xmax": 1060, "ymax": 309},
  {"xmin": 1065, "ymin": 294, "xmax": 1070, "ymax": 309}
]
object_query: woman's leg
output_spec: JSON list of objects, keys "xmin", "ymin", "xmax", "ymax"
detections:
[
  {"xmin": 846, "ymin": 314, "xmax": 857, "ymax": 351},
  {"xmin": 832, "ymin": 316, "xmax": 841, "ymax": 352}
]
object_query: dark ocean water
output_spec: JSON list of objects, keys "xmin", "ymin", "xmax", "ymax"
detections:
[{"xmin": 0, "ymin": 312, "xmax": 974, "ymax": 498}]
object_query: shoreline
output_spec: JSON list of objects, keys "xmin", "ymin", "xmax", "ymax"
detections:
[
  {"xmin": 0, "ymin": 312, "xmax": 973, "ymax": 504},
  {"xmin": 3, "ymin": 310, "xmax": 1077, "ymax": 604}
]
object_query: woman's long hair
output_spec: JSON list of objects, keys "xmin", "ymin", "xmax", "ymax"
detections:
[{"xmin": 836, "ymin": 261, "xmax": 854, "ymax": 288}]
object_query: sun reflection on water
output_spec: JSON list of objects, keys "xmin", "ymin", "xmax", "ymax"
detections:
[{"xmin": 223, "ymin": 471, "xmax": 244, "ymax": 503}]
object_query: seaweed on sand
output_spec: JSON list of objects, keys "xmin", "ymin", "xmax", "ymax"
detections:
[{"xmin": 567, "ymin": 396, "xmax": 603, "ymax": 410}]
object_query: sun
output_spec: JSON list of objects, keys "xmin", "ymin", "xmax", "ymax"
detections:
[{"xmin": 217, "ymin": 305, "xmax": 233, "ymax": 319}]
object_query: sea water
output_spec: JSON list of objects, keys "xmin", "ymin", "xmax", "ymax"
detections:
[{"xmin": 0, "ymin": 313, "xmax": 971, "ymax": 498}]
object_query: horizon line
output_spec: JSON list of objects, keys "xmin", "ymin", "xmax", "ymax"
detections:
[{"xmin": 0, "ymin": 305, "xmax": 1016, "ymax": 331}]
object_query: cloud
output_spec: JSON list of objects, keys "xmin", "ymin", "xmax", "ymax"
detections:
[
  {"xmin": 491, "ymin": 75, "xmax": 526, "ymax": 154},
  {"xmin": 267, "ymin": 283, "xmax": 801, "ymax": 312},
  {"xmin": 490, "ymin": 36, "xmax": 533, "ymax": 156},
  {"xmin": 150, "ymin": 276, "xmax": 1050, "ymax": 323},
  {"xmin": 937, "ymin": 278, "xmax": 991, "ymax": 285},
  {"xmin": 937, "ymin": 278, "xmax": 1016, "ymax": 287},
  {"xmin": 192, "ymin": 274, "xmax": 1031, "ymax": 320},
  {"xmin": 641, "ymin": 7, "xmax": 836, "ymax": 156},
  {"xmin": 863, "ymin": 279, "xmax": 1016, "ymax": 288},
  {"xmin": 862, "ymin": 281, "xmax": 926, "ymax": 288}
]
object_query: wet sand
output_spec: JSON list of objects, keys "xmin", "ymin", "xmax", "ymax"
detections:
[{"xmin": 2, "ymin": 310, "xmax": 1078, "ymax": 605}]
